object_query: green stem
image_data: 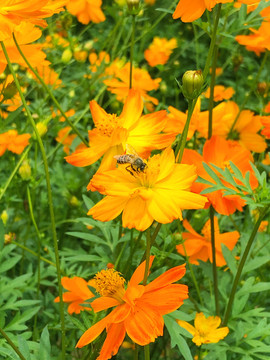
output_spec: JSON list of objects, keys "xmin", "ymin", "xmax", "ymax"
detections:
[
  {"xmin": 1, "ymin": 41, "xmax": 66, "ymax": 358},
  {"xmin": 144, "ymin": 344, "xmax": 150, "ymax": 360},
  {"xmin": 0, "ymin": 328, "xmax": 26, "ymax": 360},
  {"xmin": 222, "ymin": 206, "xmax": 270, "ymax": 326},
  {"xmin": 143, "ymin": 229, "xmax": 152, "ymax": 285},
  {"xmin": 11, "ymin": 240, "xmax": 57, "ymax": 268},
  {"xmin": 12, "ymin": 34, "xmax": 88, "ymax": 147},
  {"xmin": 27, "ymin": 186, "xmax": 41, "ymax": 339},
  {"xmin": 228, "ymin": 51, "xmax": 269, "ymax": 136},
  {"xmin": 0, "ymin": 146, "xmax": 31, "ymax": 202},
  {"xmin": 208, "ymin": 44, "xmax": 218, "ymax": 139},
  {"xmin": 202, "ymin": 4, "xmax": 222, "ymax": 80},
  {"xmin": 177, "ymin": 221, "xmax": 203, "ymax": 306},
  {"xmin": 129, "ymin": 15, "xmax": 136, "ymax": 89},
  {"xmin": 134, "ymin": 343, "xmax": 139, "ymax": 360},
  {"xmin": 210, "ymin": 206, "xmax": 220, "ymax": 316},
  {"xmin": 175, "ymin": 99, "xmax": 196, "ymax": 162}
]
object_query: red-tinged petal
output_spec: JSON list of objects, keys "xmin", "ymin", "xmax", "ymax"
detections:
[
  {"xmin": 90, "ymin": 100, "xmax": 110, "ymax": 126},
  {"xmin": 173, "ymin": 0, "xmax": 206, "ymax": 22},
  {"xmin": 119, "ymin": 89, "xmax": 143, "ymax": 129},
  {"xmin": 145, "ymin": 265, "xmax": 186, "ymax": 292},
  {"xmin": 88, "ymin": 196, "xmax": 128, "ymax": 222},
  {"xmin": 177, "ymin": 238, "xmax": 207, "ymax": 256},
  {"xmin": 122, "ymin": 196, "xmax": 153, "ymax": 231},
  {"xmin": 91, "ymin": 297, "xmax": 121, "ymax": 312},
  {"xmin": 76, "ymin": 315, "xmax": 110, "ymax": 348},
  {"xmin": 141, "ymin": 284, "xmax": 189, "ymax": 314},
  {"xmin": 123, "ymin": 284, "xmax": 145, "ymax": 306},
  {"xmin": 65, "ymin": 140, "xmax": 110, "ymax": 167},
  {"xmin": 97, "ymin": 322, "xmax": 126, "ymax": 360},
  {"xmin": 129, "ymin": 256, "xmax": 155, "ymax": 286},
  {"xmin": 182, "ymin": 219, "xmax": 201, "ymax": 236},
  {"xmin": 125, "ymin": 303, "xmax": 164, "ymax": 345}
]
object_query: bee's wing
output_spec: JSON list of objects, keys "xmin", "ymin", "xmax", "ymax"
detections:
[{"xmin": 125, "ymin": 143, "xmax": 139, "ymax": 156}]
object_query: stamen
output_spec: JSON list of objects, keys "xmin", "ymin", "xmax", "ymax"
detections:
[{"xmin": 93, "ymin": 269, "xmax": 126, "ymax": 301}]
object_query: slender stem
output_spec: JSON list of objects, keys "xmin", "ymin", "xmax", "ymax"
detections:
[
  {"xmin": 144, "ymin": 344, "xmax": 150, "ymax": 360},
  {"xmin": 208, "ymin": 44, "xmax": 218, "ymax": 139},
  {"xmin": 27, "ymin": 186, "xmax": 41, "ymax": 339},
  {"xmin": 175, "ymin": 99, "xmax": 196, "ymax": 162},
  {"xmin": 0, "ymin": 328, "xmax": 26, "ymax": 360},
  {"xmin": 207, "ymin": 38, "xmax": 220, "ymax": 315},
  {"xmin": 222, "ymin": 206, "xmax": 270, "ymax": 326},
  {"xmin": 134, "ymin": 344, "xmax": 139, "ymax": 360},
  {"xmin": 12, "ymin": 34, "xmax": 88, "ymax": 147},
  {"xmin": 210, "ymin": 206, "xmax": 219, "ymax": 316},
  {"xmin": 202, "ymin": 4, "xmax": 222, "ymax": 80},
  {"xmin": 11, "ymin": 240, "xmax": 57, "ymax": 268},
  {"xmin": 1, "ymin": 41, "xmax": 66, "ymax": 358},
  {"xmin": 0, "ymin": 146, "xmax": 31, "ymax": 202},
  {"xmin": 143, "ymin": 229, "xmax": 151, "ymax": 285},
  {"xmin": 129, "ymin": 15, "xmax": 136, "ymax": 89},
  {"xmin": 228, "ymin": 51, "xmax": 269, "ymax": 136}
]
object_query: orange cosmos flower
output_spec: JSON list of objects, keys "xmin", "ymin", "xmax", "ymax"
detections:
[
  {"xmin": 104, "ymin": 63, "xmax": 161, "ymax": 105},
  {"xmin": 66, "ymin": 0, "xmax": 106, "ymax": 25},
  {"xmin": 173, "ymin": 0, "xmax": 232, "ymax": 22},
  {"xmin": 177, "ymin": 312, "xmax": 229, "ymax": 346},
  {"xmin": 34, "ymin": 65, "xmax": 62, "ymax": 88},
  {"xmin": 203, "ymin": 85, "xmax": 235, "ymax": 102},
  {"xmin": 89, "ymin": 51, "xmax": 110, "ymax": 73},
  {"xmin": 54, "ymin": 276, "xmax": 94, "ymax": 314},
  {"xmin": 196, "ymin": 101, "xmax": 267, "ymax": 152},
  {"xmin": 87, "ymin": 147, "xmax": 207, "ymax": 231},
  {"xmin": 181, "ymin": 136, "xmax": 258, "ymax": 216},
  {"xmin": 65, "ymin": 89, "xmax": 175, "ymax": 171},
  {"xmin": 0, "ymin": 130, "xmax": 31, "ymax": 156},
  {"xmin": 52, "ymin": 108, "xmax": 75, "ymax": 122},
  {"xmin": 261, "ymin": 116, "xmax": 270, "ymax": 138},
  {"xmin": 144, "ymin": 37, "xmax": 177, "ymax": 67},
  {"xmin": 56, "ymin": 127, "xmax": 77, "ymax": 155},
  {"xmin": 0, "ymin": 0, "xmax": 66, "ymax": 41},
  {"xmin": 235, "ymin": 22, "xmax": 270, "ymax": 55},
  {"xmin": 0, "ymin": 22, "xmax": 49, "ymax": 74},
  {"xmin": 176, "ymin": 216, "xmax": 239, "ymax": 266},
  {"xmin": 76, "ymin": 256, "xmax": 188, "ymax": 360}
]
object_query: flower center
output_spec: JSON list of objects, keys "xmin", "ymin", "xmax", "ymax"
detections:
[
  {"xmin": 95, "ymin": 113, "xmax": 121, "ymax": 137},
  {"xmin": 228, "ymin": 129, "xmax": 240, "ymax": 141},
  {"xmin": 93, "ymin": 269, "xmax": 126, "ymax": 302}
]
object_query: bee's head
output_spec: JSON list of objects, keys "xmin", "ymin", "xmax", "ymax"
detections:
[{"xmin": 140, "ymin": 162, "xmax": 147, "ymax": 172}]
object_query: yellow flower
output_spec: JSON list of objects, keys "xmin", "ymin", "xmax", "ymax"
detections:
[
  {"xmin": 177, "ymin": 312, "xmax": 229, "ymax": 346},
  {"xmin": 87, "ymin": 147, "xmax": 207, "ymax": 231}
]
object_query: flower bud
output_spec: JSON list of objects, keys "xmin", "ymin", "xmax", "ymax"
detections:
[
  {"xmin": 127, "ymin": 0, "xmax": 140, "ymax": 13},
  {"xmin": 1, "ymin": 210, "xmax": 8, "ymax": 225},
  {"xmin": 69, "ymin": 195, "xmax": 80, "ymax": 207},
  {"xmin": 35, "ymin": 122, "xmax": 48, "ymax": 137},
  {"xmin": 257, "ymin": 82, "xmax": 268, "ymax": 96},
  {"xmin": 19, "ymin": 160, "xmax": 31, "ymax": 180},
  {"xmin": 61, "ymin": 48, "xmax": 73, "ymax": 63},
  {"xmin": 182, "ymin": 70, "xmax": 204, "ymax": 100}
]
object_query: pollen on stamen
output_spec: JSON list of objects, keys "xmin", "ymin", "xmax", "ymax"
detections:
[
  {"xmin": 93, "ymin": 269, "xmax": 126, "ymax": 299},
  {"xmin": 95, "ymin": 114, "xmax": 120, "ymax": 137}
]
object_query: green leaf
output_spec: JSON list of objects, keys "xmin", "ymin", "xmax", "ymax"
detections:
[
  {"xmin": 39, "ymin": 326, "xmax": 51, "ymax": 360},
  {"xmin": 221, "ymin": 244, "xmax": 237, "ymax": 276},
  {"xmin": 66, "ymin": 231, "xmax": 108, "ymax": 246},
  {"xmin": 17, "ymin": 336, "xmax": 31, "ymax": 360},
  {"xmin": 0, "ymin": 255, "xmax": 22, "ymax": 274},
  {"xmin": 0, "ymin": 347, "xmax": 20, "ymax": 360},
  {"xmin": 0, "ymin": 219, "xmax": 4, "ymax": 251},
  {"xmin": 164, "ymin": 315, "xmax": 193, "ymax": 360},
  {"xmin": 242, "ymin": 255, "xmax": 270, "ymax": 274}
]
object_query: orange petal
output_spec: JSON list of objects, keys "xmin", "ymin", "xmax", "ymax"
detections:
[{"xmin": 97, "ymin": 322, "xmax": 126, "ymax": 360}]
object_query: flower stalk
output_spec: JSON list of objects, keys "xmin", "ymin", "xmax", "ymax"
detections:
[
  {"xmin": 0, "ymin": 41, "xmax": 66, "ymax": 359},
  {"xmin": 0, "ymin": 328, "xmax": 26, "ymax": 360},
  {"xmin": 129, "ymin": 14, "xmax": 136, "ymax": 89},
  {"xmin": 222, "ymin": 206, "xmax": 270, "ymax": 326}
]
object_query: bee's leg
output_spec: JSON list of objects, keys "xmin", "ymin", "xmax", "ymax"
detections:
[
  {"xmin": 125, "ymin": 165, "xmax": 135, "ymax": 176},
  {"xmin": 131, "ymin": 164, "xmax": 139, "ymax": 173}
]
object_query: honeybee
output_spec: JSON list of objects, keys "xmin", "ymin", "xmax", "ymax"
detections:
[{"xmin": 114, "ymin": 144, "xmax": 147, "ymax": 176}]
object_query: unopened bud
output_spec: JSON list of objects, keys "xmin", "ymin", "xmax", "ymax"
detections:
[
  {"xmin": 127, "ymin": 0, "xmax": 140, "ymax": 13},
  {"xmin": 74, "ymin": 50, "xmax": 88, "ymax": 62},
  {"xmin": 69, "ymin": 195, "xmax": 80, "ymax": 207},
  {"xmin": 257, "ymin": 82, "xmax": 268, "ymax": 96},
  {"xmin": 182, "ymin": 70, "xmax": 204, "ymax": 100},
  {"xmin": 1, "ymin": 210, "xmax": 8, "ymax": 225},
  {"xmin": 35, "ymin": 122, "xmax": 48, "ymax": 137},
  {"xmin": 61, "ymin": 48, "xmax": 72, "ymax": 63},
  {"xmin": 19, "ymin": 160, "xmax": 31, "ymax": 180}
]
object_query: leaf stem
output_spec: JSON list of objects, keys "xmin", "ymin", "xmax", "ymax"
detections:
[
  {"xmin": 222, "ymin": 206, "xmax": 270, "ymax": 325},
  {"xmin": 0, "ymin": 328, "xmax": 26, "ymax": 360}
]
